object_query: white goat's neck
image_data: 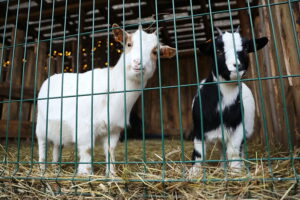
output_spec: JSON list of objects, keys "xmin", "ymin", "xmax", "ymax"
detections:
[{"xmin": 109, "ymin": 53, "xmax": 151, "ymax": 122}]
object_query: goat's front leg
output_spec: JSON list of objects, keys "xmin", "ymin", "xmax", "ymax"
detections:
[
  {"xmin": 103, "ymin": 133, "xmax": 120, "ymax": 178},
  {"xmin": 77, "ymin": 144, "xmax": 93, "ymax": 175},
  {"xmin": 37, "ymin": 138, "xmax": 47, "ymax": 172},
  {"xmin": 226, "ymin": 126, "xmax": 244, "ymax": 172},
  {"xmin": 189, "ymin": 137, "xmax": 206, "ymax": 177}
]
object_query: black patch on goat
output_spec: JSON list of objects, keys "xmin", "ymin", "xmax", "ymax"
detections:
[
  {"xmin": 192, "ymin": 149, "xmax": 202, "ymax": 161},
  {"xmin": 192, "ymin": 74, "xmax": 242, "ymax": 141}
]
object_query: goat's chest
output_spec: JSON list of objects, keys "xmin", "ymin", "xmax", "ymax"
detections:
[{"xmin": 196, "ymin": 83, "xmax": 243, "ymax": 133}]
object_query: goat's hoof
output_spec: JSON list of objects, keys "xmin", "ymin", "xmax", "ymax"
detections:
[
  {"xmin": 188, "ymin": 166, "xmax": 202, "ymax": 179},
  {"xmin": 39, "ymin": 164, "xmax": 46, "ymax": 173},
  {"xmin": 77, "ymin": 168, "xmax": 93, "ymax": 176}
]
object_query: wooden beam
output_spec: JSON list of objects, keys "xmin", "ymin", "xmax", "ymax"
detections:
[
  {"xmin": 198, "ymin": 0, "xmax": 212, "ymax": 40},
  {"xmin": 0, "ymin": 0, "xmax": 134, "ymax": 25}
]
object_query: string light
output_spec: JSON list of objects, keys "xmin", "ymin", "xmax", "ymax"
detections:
[{"xmin": 3, "ymin": 60, "xmax": 10, "ymax": 67}]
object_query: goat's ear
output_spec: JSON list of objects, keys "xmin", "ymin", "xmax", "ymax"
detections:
[
  {"xmin": 247, "ymin": 37, "xmax": 268, "ymax": 53},
  {"xmin": 159, "ymin": 45, "xmax": 176, "ymax": 58},
  {"xmin": 112, "ymin": 23, "xmax": 128, "ymax": 44},
  {"xmin": 198, "ymin": 39, "xmax": 213, "ymax": 55}
]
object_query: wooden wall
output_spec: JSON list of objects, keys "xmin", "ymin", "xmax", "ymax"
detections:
[
  {"xmin": 0, "ymin": 1, "xmax": 299, "ymax": 148},
  {"xmin": 133, "ymin": 51, "xmax": 211, "ymax": 138}
]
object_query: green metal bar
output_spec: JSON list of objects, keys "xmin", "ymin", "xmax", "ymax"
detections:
[
  {"xmin": 14, "ymin": 0, "xmax": 32, "ymax": 176},
  {"xmin": 188, "ymin": 0, "xmax": 206, "ymax": 181},
  {"xmin": 171, "ymin": 0, "xmax": 185, "ymax": 177},
  {"xmin": 0, "ymin": 0, "xmax": 9, "ymax": 177},
  {"xmin": 72, "ymin": 0, "xmax": 82, "ymax": 180},
  {"xmin": 4, "ymin": 0, "xmax": 21, "ymax": 176},
  {"xmin": 28, "ymin": 0, "xmax": 43, "ymax": 181},
  {"xmin": 56, "ymin": 0, "xmax": 68, "ymax": 182},
  {"xmin": 0, "ymin": 0, "xmax": 9, "ymax": 176},
  {"xmin": 2, "ymin": 155, "xmax": 300, "ymax": 165},
  {"xmin": 0, "ymin": 74, "xmax": 299, "ymax": 105},
  {"xmin": 246, "ymin": 0, "xmax": 274, "ymax": 181},
  {"xmin": 106, "ymin": 0, "xmax": 111, "ymax": 178},
  {"xmin": 90, "ymin": 0, "xmax": 96, "ymax": 178},
  {"xmin": 1, "ymin": 174, "xmax": 299, "ymax": 183},
  {"xmin": 0, "ymin": 0, "xmax": 9, "ymax": 83},
  {"xmin": 122, "ymin": 0, "xmax": 128, "ymax": 169},
  {"xmin": 154, "ymin": 0, "xmax": 166, "ymax": 183},
  {"xmin": 207, "ymin": 0, "xmax": 228, "ymax": 178},
  {"xmin": 227, "ymin": 0, "xmax": 251, "ymax": 178}
]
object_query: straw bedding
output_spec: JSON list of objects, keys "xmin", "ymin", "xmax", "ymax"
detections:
[{"xmin": 0, "ymin": 139, "xmax": 299, "ymax": 199}]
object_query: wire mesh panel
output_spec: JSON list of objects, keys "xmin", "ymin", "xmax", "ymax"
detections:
[{"xmin": 0, "ymin": 0, "xmax": 300, "ymax": 198}]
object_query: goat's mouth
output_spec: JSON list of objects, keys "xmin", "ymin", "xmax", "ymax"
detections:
[
  {"xmin": 230, "ymin": 70, "xmax": 246, "ymax": 78},
  {"xmin": 132, "ymin": 67, "xmax": 145, "ymax": 73}
]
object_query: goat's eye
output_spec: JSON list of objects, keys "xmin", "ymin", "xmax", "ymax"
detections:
[{"xmin": 127, "ymin": 42, "xmax": 132, "ymax": 47}]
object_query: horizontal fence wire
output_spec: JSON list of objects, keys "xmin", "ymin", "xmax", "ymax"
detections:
[{"xmin": 0, "ymin": 0, "xmax": 300, "ymax": 198}]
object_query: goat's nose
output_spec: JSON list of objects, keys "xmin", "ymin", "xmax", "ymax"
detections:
[
  {"xmin": 233, "ymin": 64, "xmax": 242, "ymax": 70},
  {"xmin": 133, "ymin": 59, "xmax": 141, "ymax": 65}
]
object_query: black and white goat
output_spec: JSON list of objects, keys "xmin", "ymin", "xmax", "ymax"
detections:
[{"xmin": 190, "ymin": 27, "xmax": 268, "ymax": 175}]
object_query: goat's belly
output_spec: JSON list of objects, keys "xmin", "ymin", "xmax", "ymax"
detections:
[{"xmin": 45, "ymin": 120, "xmax": 74, "ymax": 145}]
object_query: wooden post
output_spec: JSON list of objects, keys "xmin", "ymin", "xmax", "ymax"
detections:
[
  {"xmin": 56, "ymin": 56, "xmax": 63, "ymax": 74},
  {"xmin": 274, "ymin": 0, "xmax": 300, "ymax": 146},
  {"xmin": 1, "ymin": 28, "xmax": 25, "ymax": 120},
  {"xmin": 36, "ymin": 42, "xmax": 47, "ymax": 90},
  {"xmin": 72, "ymin": 40, "xmax": 82, "ymax": 73},
  {"xmin": 22, "ymin": 49, "xmax": 35, "ymax": 121}
]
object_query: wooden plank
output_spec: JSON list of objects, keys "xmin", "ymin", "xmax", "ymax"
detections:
[
  {"xmin": 2, "ymin": 28, "xmax": 25, "ymax": 120},
  {"xmin": 36, "ymin": 42, "xmax": 47, "ymax": 90},
  {"xmin": 0, "ymin": 120, "xmax": 34, "ymax": 138},
  {"xmin": 0, "ymin": 83, "xmax": 34, "ymax": 99}
]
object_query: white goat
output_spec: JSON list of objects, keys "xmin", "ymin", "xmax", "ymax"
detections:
[{"xmin": 36, "ymin": 24, "xmax": 176, "ymax": 176}]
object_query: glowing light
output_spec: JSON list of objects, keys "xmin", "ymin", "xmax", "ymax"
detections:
[
  {"xmin": 110, "ymin": 42, "xmax": 114, "ymax": 46},
  {"xmin": 105, "ymin": 62, "xmax": 108, "ymax": 66}
]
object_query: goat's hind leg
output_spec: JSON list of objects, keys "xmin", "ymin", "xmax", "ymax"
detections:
[
  {"xmin": 103, "ymin": 133, "xmax": 120, "ymax": 178},
  {"xmin": 189, "ymin": 137, "xmax": 206, "ymax": 177},
  {"xmin": 226, "ymin": 126, "xmax": 244, "ymax": 172}
]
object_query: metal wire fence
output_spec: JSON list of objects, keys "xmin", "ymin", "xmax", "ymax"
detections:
[{"xmin": 0, "ymin": 0, "xmax": 299, "ymax": 198}]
